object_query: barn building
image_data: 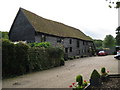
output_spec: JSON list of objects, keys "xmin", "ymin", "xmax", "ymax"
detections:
[{"xmin": 9, "ymin": 8, "xmax": 95, "ymax": 58}]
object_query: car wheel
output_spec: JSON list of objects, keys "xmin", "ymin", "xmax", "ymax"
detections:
[{"xmin": 118, "ymin": 57, "xmax": 120, "ymax": 60}]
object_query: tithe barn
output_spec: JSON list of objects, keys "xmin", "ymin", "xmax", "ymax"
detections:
[{"xmin": 9, "ymin": 8, "xmax": 95, "ymax": 58}]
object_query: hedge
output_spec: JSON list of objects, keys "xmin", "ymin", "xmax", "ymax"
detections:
[
  {"xmin": 2, "ymin": 40, "xmax": 30, "ymax": 78},
  {"xmin": 28, "ymin": 47, "xmax": 63, "ymax": 71},
  {"xmin": 2, "ymin": 40, "xmax": 64, "ymax": 78},
  {"xmin": 2, "ymin": 39, "xmax": 15, "ymax": 78}
]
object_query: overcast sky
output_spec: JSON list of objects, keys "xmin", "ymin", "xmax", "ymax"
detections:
[{"xmin": 0, "ymin": 0, "xmax": 118, "ymax": 40}]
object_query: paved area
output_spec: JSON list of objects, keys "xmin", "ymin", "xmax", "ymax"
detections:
[{"xmin": 2, "ymin": 55, "xmax": 119, "ymax": 88}]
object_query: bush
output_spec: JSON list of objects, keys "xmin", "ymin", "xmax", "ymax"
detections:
[
  {"xmin": 101, "ymin": 67, "xmax": 106, "ymax": 74},
  {"xmin": 100, "ymin": 67, "xmax": 109, "ymax": 82},
  {"xmin": 2, "ymin": 40, "xmax": 65, "ymax": 78},
  {"xmin": 69, "ymin": 75, "xmax": 88, "ymax": 89},
  {"xmin": 2, "ymin": 40, "xmax": 30, "ymax": 78},
  {"xmin": 28, "ymin": 47, "xmax": 50, "ymax": 71},
  {"xmin": 90, "ymin": 69, "xmax": 100, "ymax": 79},
  {"xmin": 76, "ymin": 75, "xmax": 83, "ymax": 86},
  {"xmin": 60, "ymin": 58, "xmax": 65, "ymax": 66},
  {"xmin": 2, "ymin": 39, "xmax": 15, "ymax": 78},
  {"xmin": 68, "ymin": 56, "xmax": 74, "ymax": 60},
  {"xmin": 47, "ymin": 47, "xmax": 64, "ymax": 58},
  {"xmin": 14, "ymin": 42, "xmax": 29, "ymax": 74},
  {"xmin": 28, "ymin": 47, "xmax": 64, "ymax": 71},
  {"xmin": 90, "ymin": 69, "xmax": 101, "ymax": 86},
  {"xmin": 29, "ymin": 42, "xmax": 51, "ymax": 48}
]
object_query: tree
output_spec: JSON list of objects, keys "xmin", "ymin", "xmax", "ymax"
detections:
[
  {"xmin": 116, "ymin": 26, "xmax": 120, "ymax": 45},
  {"xmin": 103, "ymin": 35, "xmax": 115, "ymax": 48},
  {"xmin": 93, "ymin": 39, "xmax": 103, "ymax": 49},
  {"xmin": 116, "ymin": 26, "xmax": 120, "ymax": 34},
  {"xmin": 105, "ymin": 1, "xmax": 120, "ymax": 45},
  {"xmin": 1, "ymin": 31, "xmax": 9, "ymax": 39},
  {"xmin": 116, "ymin": 34, "xmax": 120, "ymax": 45},
  {"xmin": 106, "ymin": 0, "xmax": 120, "ymax": 8}
]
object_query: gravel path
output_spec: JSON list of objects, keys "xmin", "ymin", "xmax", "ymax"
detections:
[{"xmin": 2, "ymin": 55, "xmax": 119, "ymax": 88}]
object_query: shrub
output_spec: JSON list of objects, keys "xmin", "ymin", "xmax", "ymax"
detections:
[
  {"xmin": 2, "ymin": 40, "xmax": 65, "ymax": 78},
  {"xmin": 29, "ymin": 42, "xmax": 51, "ymax": 48},
  {"xmin": 90, "ymin": 69, "xmax": 100, "ymax": 79},
  {"xmin": 76, "ymin": 75, "xmax": 83, "ymax": 86},
  {"xmin": 14, "ymin": 42, "xmax": 29, "ymax": 74},
  {"xmin": 47, "ymin": 47, "xmax": 64, "ymax": 67},
  {"xmin": 47, "ymin": 47, "xmax": 64, "ymax": 58},
  {"xmin": 28, "ymin": 47, "xmax": 64, "ymax": 71},
  {"xmin": 101, "ymin": 67, "xmax": 106, "ymax": 74},
  {"xmin": 83, "ymin": 80, "xmax": 88, "ymax": 87},
  {"xmin": 2, "ymin": 40, "xmax": 30, "ymax": 78},
  {"xmin": 54, "ymin": 43, "xmax": 64, "ymax": 50},
  {"xmin": 74, "ymin": 56, "xmax": 80, "ymax": 59},
  {"xmin": 60, "ymin": 58, "xmax": 65, "ymax": 66},
  {"xmin": 28, "ymin": 47, "xmax": 48, "ymax": 71},
  {"xmin": 101, "ymin": 67, "xmax": 109, "ymax": 76},
  {"xmin": 68, "ymin": 56, "xmax": 74, "ymax": 60},
  {"xmin": 100, "ymin": 67, "xmax": 109, "ymax": 82},
  {"xmin": 90, "ymin": 69, "xmax": 101, "ymax": 86},
  {"xmin": 2, "ymin": 39, "xmax": 15, "ymax": 78},
  {"xmin": 69, "ymin": 75, "xmax": 88, "ymax": 89}
]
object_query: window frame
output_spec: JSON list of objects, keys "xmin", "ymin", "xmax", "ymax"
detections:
[
  {"xmin": 69, "ymin": 39, "xmax": 72, "ymax": 44},
  {"xmin": 77, "ymin": 40, "xmax": 79, "ymax": 48},
  {"xmin": 70, "ymin": 47, "xmax": 72, "ymax": 52}
]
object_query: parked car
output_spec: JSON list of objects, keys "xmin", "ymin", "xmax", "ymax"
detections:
[
  {"xmin": 98, "ymin": 51, "xmax": 107, "ymax": 56},
  {"xmin": 114, "ymin": 50, "xmax": 120, "ymax": 60}
]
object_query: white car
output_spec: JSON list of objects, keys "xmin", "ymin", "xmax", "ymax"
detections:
[{"xmin": 114, "ymin": 50, "xmax": 120, "ymax": 60}]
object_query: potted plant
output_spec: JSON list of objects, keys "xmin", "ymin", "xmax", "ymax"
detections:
[
  {"xmin": 69, "ymin": 75, "xmax": 89, "ymax": 90},
  {"xmin": 90, "ymin": 69, "xmax": 101, "ymax": 86},
  {"xmin": 100, "ymin": 67, "xmax": 109, "ymax": 82}
]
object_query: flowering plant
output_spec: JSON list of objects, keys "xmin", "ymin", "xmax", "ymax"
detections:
[
  {"xmin": 69, "ymin": 80, "xmax": 88, "ymax": 90},
  {"xmin": 100, "ymin": 67, "xmax": 109, "ymax": 82},
  {"xmin": 101, "ymin": 67, "xmax": 109, "ymax": 76}
]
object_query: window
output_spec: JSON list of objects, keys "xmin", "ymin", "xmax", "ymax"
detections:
[
  {"xmin": 86, "ymin": 42, "xmax": 88, "ymax": 45},
  {"xmin": 77, "ymin": 50, "xmax": 80, "ymax": 55},
  {"xmin": 65, "ymin": 48, "xmax": 68, "ymax": 53},
  {"xmin": 57, "ymin": 38, "xmax": 62, "ymax": 43},
  {"xmin": 69, "ymin": 39, "xmax": 72, "ymax": 44},
  {"xmin": 79, "ymin": 50, "xmax": 80, "ymax": 54},
  {"xmin": 83, "ymin": 41, "xmax": 85, "ymax": 45},
  {"xmin": 83, "ymin": 49, "xmax": 85, "ymax": 53},
  {"xmin": 77, "ymin": 40, "xmax": 79, "ymax": 48},
  {"xmin": 41, "ymin": 35, "xmax": 46, "ymax": 42},
  {"xmin": 70, "ymin": 47, "xmax": 72, "ymax": 52}
]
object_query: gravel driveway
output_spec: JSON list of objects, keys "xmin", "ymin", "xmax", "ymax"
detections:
[{"xmin": 2, "ymin": 55, "xmax": 119, "ymax": 88}]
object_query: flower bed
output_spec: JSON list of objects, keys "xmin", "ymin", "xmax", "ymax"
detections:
[
  {"xmin": 69, "ymin": 67, "xmax": 120, "ymax": 90},
  {"xmin": 69, "ymin": 75, "xmax": 89, "ymax": 90},
  {"xmin": 86, "ymin": 74, "xmax": 120, "ymax": 89}
]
